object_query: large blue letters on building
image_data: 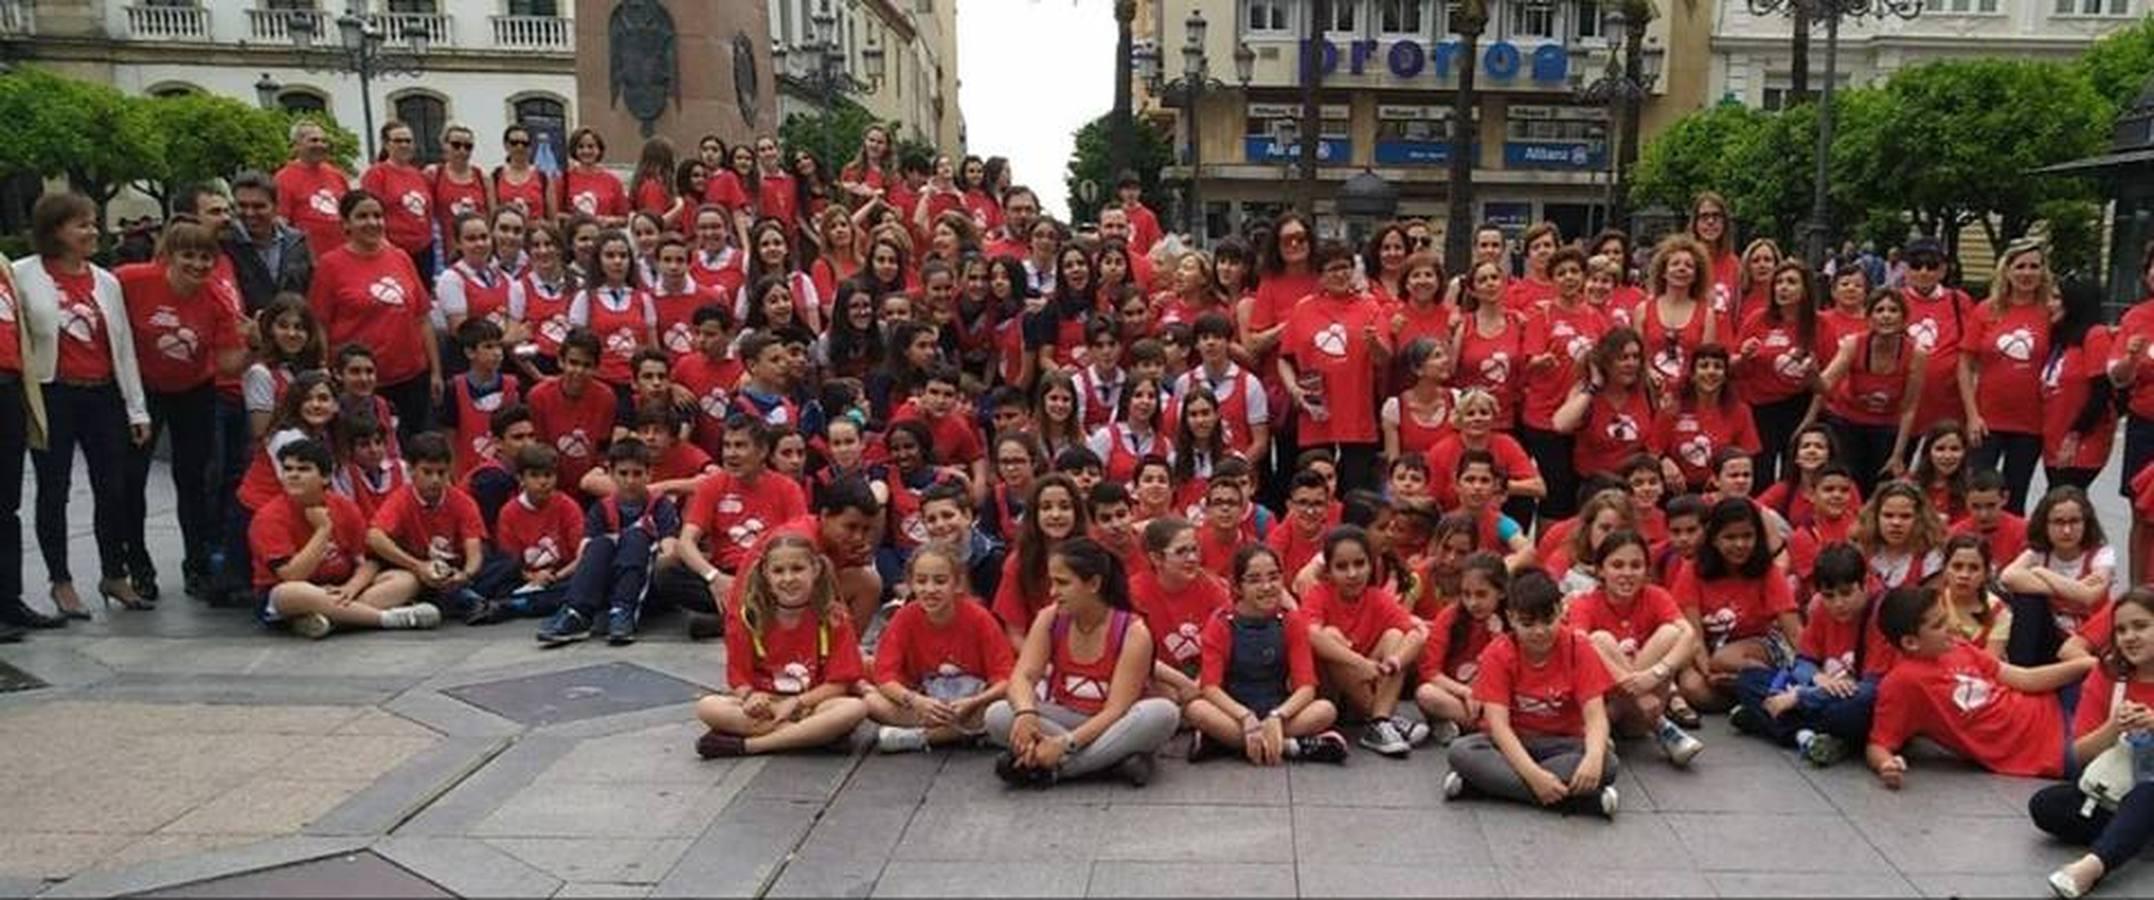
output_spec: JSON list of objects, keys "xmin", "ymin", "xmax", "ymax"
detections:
[{"xmin": 1299, "ymin": 38, "xmax": 1570, "ymax": 85}]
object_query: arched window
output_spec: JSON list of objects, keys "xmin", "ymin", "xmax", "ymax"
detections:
[
  {"xmin": 512, "ymin": 95, "xmax": 568, "ymax": 167},
  {"xmin": 277, "ymin": 90, "xmax": 328, "ymax": 116},
  {"xmin": 147, "ymin": 82, "xmax": 201, "ymax": 99},
  {"xmin": 392, "ymin": 93, "xmax": 448, "ymax": 164}
]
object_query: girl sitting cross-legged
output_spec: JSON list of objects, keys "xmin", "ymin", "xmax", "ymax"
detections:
[
  {"xmin": 1184, "ymin": 544, "xmax": 1350, "ymax": 765},
  {"xmin": 694, "ymin": 533, "xmax": 870, "ymax": 758}
]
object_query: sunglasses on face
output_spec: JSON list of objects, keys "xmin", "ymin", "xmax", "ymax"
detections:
[
  {"xmin": 1696, "ymin": 211, "xmax": 1726, "ymax": 221},
  {"xmin": 449, "ymin": 141, "xmax": 474, "ymax": 150},
  {"xmin": 1281, "ymin": 234, "xmax": 1309, "ymax": 246},
  {"xmin": 1909, "ymin": 258, "xmax": 1942, "ymax": 270},
  {"xmin": 506, "ymin": 138, "xmax": 531, "ymax": 147}
]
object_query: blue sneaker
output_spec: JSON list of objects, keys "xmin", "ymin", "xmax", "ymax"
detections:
[
  {"xmin": 606, "ymin": 605, "xmax": 637, "ymax": 646},
  {"xmin": 537, "ymin": 608, "xmax": 591, "ymax": 646}
]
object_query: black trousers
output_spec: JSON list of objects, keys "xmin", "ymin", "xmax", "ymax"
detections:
[
  {"xmin": 0, "ymin": 378, "xmax": 26, "ymax": 606},
  {"xmin": 377, "ymin": 374, "xmax": 435, "ymax": 444},
  {"xmin": 1971, "ymin": 430, "xmax": 2042, "ymax": 516},
  {"xmin": 124, "ymin": 384, "xmax": 219, "ymax": 577},
  {"xmin": 1750, "ymin": 394, "xmax": 1810, "ymax": 488},
  {"xmin": 2030, "ymin": 781, "xmax": 2154, "ymax": 871},
  {"xmin": 32, "ymin": 382, "xmax": 132, "ymax": 584},
  {"xmin": 1519, "ymin": 425, "xmax": 1578, "ymax": 523},
  {"xmin": 1823, "ymin": 415, "xmax": 1900, "ymax": 496}
]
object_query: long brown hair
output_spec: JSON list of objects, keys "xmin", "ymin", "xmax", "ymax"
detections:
[{"xmin": 1015, "ymin": 474, "xmax": 1092, "ymax": 603}]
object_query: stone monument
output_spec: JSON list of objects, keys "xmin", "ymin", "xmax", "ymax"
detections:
[{"xmin": 574, "ymin": 0, "xmax": 777, "ymax": 151}]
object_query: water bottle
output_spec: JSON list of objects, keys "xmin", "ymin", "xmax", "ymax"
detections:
[{"xmin": 2129, "ymin": 730, "xmax": 2154, "ymax": 784}]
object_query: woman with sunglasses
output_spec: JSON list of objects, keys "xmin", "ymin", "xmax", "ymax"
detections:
[
  {"xmin": 492, "ymin": 124, "xmax": 553, "ymax": 221},
  {"xmin": 430, "ymin": 123, "xmax": 491, "ymax": 246},
  {"xmin": 360, "ymin": 120, "xmax": 437, "ymax": 279},
  {"xmin": 1895, "ymin": 237, "xmax": 1975, "ymax": 436},
  {"xmin": 1961, "ymin": 239, "xmax": 2060, "ymax": 514}
]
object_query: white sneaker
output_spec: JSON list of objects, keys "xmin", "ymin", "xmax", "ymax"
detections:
[
  {"xmin": 1598, "ymin": 785, "xmax": 1620, "ymax": 818},
  {"xmin": 382, "ymin": 602, "xmax": 442, "ymax": 630},
  {"xmin": 875, "ymin": 726, "xmax": 930, "ymax": 754},
  {"xmin": 1657, "ymin": 723, "xmax": 1705, "ymax": 768},
  {"xmin": 289, "ymin": 613, "xmax": 332, "ymax": 640},
  {"xmin": 1398, "ymin": 718, "xmax": 1433, "ymax": 747},
  {"xmin": 1359, "ymin": 719, "xmax": 1410, "ymax": 758},
  {"xmin": 1442, "ymin": 770, "xmax": 1465, "ymax": 801}
]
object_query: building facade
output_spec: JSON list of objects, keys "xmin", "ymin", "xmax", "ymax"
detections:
[
  {"xmin": 0, "ymin": 0, "xmax": 578, "ymax": 168},
  {"xmin": 766, "ymin": 0, "xmax": 965, "ymax": 153},
  {"xmin": 1710, "ymin": 0, "xmax": 2146, "ymax": 112},
  {"xmin": 1138, "ymin": 0, "xmax": 1711, "ymax": 246}
]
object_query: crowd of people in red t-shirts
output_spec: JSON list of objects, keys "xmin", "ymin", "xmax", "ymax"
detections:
[{"xmin": 12, "ymin": 115, "xmax": 2154, "ymax": 897}]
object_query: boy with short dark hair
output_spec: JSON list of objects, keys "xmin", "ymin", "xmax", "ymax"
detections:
[
  {"xmin": 729, "ymin": 331, "xmax": 800, "ymax": 428},
  {"xmin": 1729, "ymin": 543, "xmax": 1891, "ymax": 766},
  {"xmin": 1454, "ymin": 451, "xmax": 1534, "ymax": 571},
  {"xmin": 526, "ymin": 329, "xmax": 617, "ymax": 499},
  {"xmin": 1866, "ymin": 586, "xmax": 2095, "ymax": 787},
  {"xmin": 1052, "ymin": 446, "xmax": 1104, "ymax": 493},
  {"xmin": 538, "ymin": 439, "xmax": 683, "ymax": 645},
  {"xmin": 892, "ymin": 363, "xmax": 988, "ymax": 497},
  {"xmin": 443, "ymin": 318, "xmax": 521, "ymax": 480},
  {"xmin": 676, "ymin": 413, "xmax": 809, "ymax": 607},
  {"xmin": 1951, "ymin": 469, "xmax": 2028, "ymax": 571},
  {"xmin": 1657, "ymin": 495, "xmax": 1709, "ymax": 588},
  {"xmin": 1269, "ymin": 470, "xmax": 1334, "ymax": 580},
  {"xmin": 250, "ymin": 438, "xmax": 433, "ymax": 639},
  {"xmin": 672, "ymin": 302, "xmax": 741, "ymax": 454},
  {"xmin": 464, "ymin": 404, "xmax": 537, "ymax": 532},
  {"xmin": 365, "ymin": 432, "xmax": 493, "ymax": 616},
  {"xmin": 920, "ymin": 479, "xmax": 1004, "ymax": 601},
  {"xmin": 984, "ymin": 385, "xmax": 1032, "ymax": 443},
  {"xmin": 470, "ymin": 444, "xmax": 584, "ymax": 625},
  {"xmin": 335, "ymin": 343, "xmax": 403, "ymax": 453},
  {"xmin": 585, "ymin": 400, "xmax": 715, "ymax": 499}
]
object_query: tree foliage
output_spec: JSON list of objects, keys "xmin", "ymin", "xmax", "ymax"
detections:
[
  {"xmin": 1626, "ymin": 102, "xmax": 1767, "ymax": 218},
  {"xmin": 133, "ymin": 93, "xmax": 290, "ymax": 213},
  {"xmin": 1062, "ymin": 112, "xmax": 1173, "ymax": 225},
  {"xmin": 779, "ymin": 97, "xmax": 883, "ymax": 180},
  {"xmin": 0, "ymin": 68, "xmax": 166, "ymax": 227},
  {"xmin": 2078, "ymin": 13, "xmax": 2154, "ymax": 115}
]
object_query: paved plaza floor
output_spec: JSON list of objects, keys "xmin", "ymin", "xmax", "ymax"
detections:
[{"xmin": 0, "ymin": 461, "xmax": 2149, "ymax": 898}]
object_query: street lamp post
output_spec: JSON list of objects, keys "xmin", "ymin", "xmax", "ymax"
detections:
[
  {"xmin": 776, "ymin": 2, "xmax": 885, "ymax": 110},
  {"xmin": 285, "ymin": 10, "xmax": 429, "ymax": 161},
  {"xmin": 1150, "ymin": 11, "xmax": 1255, "ymax": 245},
  {"xmin": 1443, "ymin": 0, "xmax": 1489, "ymax": 274},
  {"xmin": 1574, "ymin": 4, "xmax": 1660, "ymax": 233},
  {"xmin": 254, "ymin": 72, "xmax": 281, "ymax": 111},
  {"xmin": 1745, "ymin": 0, "xmax": 1920, "ymax": 265}
]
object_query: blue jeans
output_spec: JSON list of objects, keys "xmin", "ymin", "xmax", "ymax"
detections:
[
  {"xmin": 1732, "ymin": 667, "xmax": 1878, "ymax": 746},
  {"xmin": 209, "ymin": 393, "xmax": 250, "ymax": 578},
  {"xmin": 559, "ymin": 527, "xmax": 660, "ymax": 624}
]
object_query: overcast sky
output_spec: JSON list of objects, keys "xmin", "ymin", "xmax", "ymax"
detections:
[{"xmin": 958, "ymin": 0, "xmax": 1114, "ymax": 220}]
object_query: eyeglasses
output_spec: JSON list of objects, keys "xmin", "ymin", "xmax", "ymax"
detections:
[
  {"xmin": 1909, "ymin": 258, "xmax": 1942, "ymax": 270},
  {"xmin": 449, "ymin": 141, "xmax": 474, "ymax": 151},
  {"xmin": 505, "ymin": 138, "xmax": 531, "ymax": 147},
  {"xmin": 1281, "ymin": 233, "xmax": 1309, "ymax": 246},
  {"xmin": 1411, "ymin": 237, "xmax": 1433, "ymax": 248},
  {"xmin": 388, "ymin": 137, "xmax": 413, "ymax": 144}
]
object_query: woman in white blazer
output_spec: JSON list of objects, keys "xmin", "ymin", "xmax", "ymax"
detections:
[{"xmin": 14, "ymin": 192, "xmax": 153, "ymax": 615}]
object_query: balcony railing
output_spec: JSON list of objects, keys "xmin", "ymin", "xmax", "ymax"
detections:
[
  {"xmin": 491, "ymin": 14, "xmax": 571, "ymax": 51},
  {"xmin": 247, "ymin": 7, "xmax": 327, "ymax": 43},
  {"xmin": 127, "ymin": 5, "xmax": 213, "ymax": 41},
  {"xmin": 371, "ymin": 11, "xmax": 452, "ymax": 47},
  {"xmin": 0, "ymin": 0, "xmax": 31, "ymax": 36}
]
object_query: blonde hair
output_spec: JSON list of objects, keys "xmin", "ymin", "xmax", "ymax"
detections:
[
  {"xmin": 739, "ymin": 534, "xmax": 841, "ymax": 640},
  {"xmin": 1452, "ymin": 387, "xmax": 1500, "ymax": 425},
  {"xmin": 1986, "ymin": 238, "xmax": 2054, "ymax": 316},
  {"xmin": 1737, "ymin": 238, "xmax": 1783, "ymax": 299}
]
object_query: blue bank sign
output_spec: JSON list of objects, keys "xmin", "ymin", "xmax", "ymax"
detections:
[
  {"xmin": 1504, "ymin": 140, "xmax": 1604, "ymax": 169},
  {"xmin": 1301, "ymin": 38, "xmax": 1571, "ymax": 85}
]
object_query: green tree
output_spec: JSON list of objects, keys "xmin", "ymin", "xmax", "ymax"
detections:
[
  {"xmin": 1626, "ymin": 102, "xmax": 1767, "ymax": 218},
  {"xmin": 132, "ymin": 93, "xmax": 290, "ymax": 214},
  {"xmin": 779, "ymin": 98, "xmax": 883, "ymax": 180},
  {"xmin": 1062, "ymin": 111, "xmax": 1171, "ymax": 225},
  {"xmin": 2078, "ymin": 13, "xmax": 2154, "ymax": 115},
  {"xmin": 1870, "ymin": 59, "xmax": 2108, "ymax": 254},
  {"xmin": 0, "ymin": 68, "xmax": 167, "ymax": 228}
]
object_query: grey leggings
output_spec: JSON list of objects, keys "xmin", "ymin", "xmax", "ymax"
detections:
[
  {"xmin": 1446, "ymin": 733, "xmax": 1620, "ymax": 805},
  {"xmin": 985, "ymin": 698, "xmax": 1180, "ymax": 780}
]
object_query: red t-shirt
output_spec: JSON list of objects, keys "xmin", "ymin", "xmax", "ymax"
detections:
[
  {"xmin": 275, "ymin": 160, "xmax": 350, "ymax": 253},
  {"xmin": 685, "ymin": 469, "xmax": 809, "ymax": 572},
  {"xmin": 1299, "ymin": 582, "xmax": 1414, "ymax": 657},
  {"xmin": 371, "ymin": 483, "xmax": 487, "ymax": 566},
  {"xmin": 2074, "ymin": 666, "xmax": 2154, "ymax": 738},
  {"xmin": 1249, "ymin": 272, "xmax": 1320, "ymax": 334},
  {"xmin": 2112, "ymin": 300, "xmax": 2154, "ymax": 420},
  {"xmin": 1796, "ymin": 595, "xmax": 1899, "ymax": 680},
  {"xmin": 872, "ymin": 599, "xmax": 1015, "ymax": 687},
  {"xmin": 1949, "ymin": 514, "xmax": 2029, "ymax": 570},
  {"xmin": 1198, "ymin": 607, "xmax": 1319, "ymax": 692},
  {"xmin": 1565, "ymin": 585, "xmax": 1683, "ymax": 655},
  {"xmin": 890, "ymin": 401, "xmax": 986, "ymax": 466},
  {"xmin": 431, "ymin": 167, "xmax": 490, "ymax": 234},
  {"xmin": 1472, "ymin": 629, "xmax": 1614, "ymax": 738},
  {"xmin": 1900, "ymin": 284, "xmax": 1974, "ymax": 430},
  {"xmin": 1281, "ymin": 291, "xmax": 1388, "ymax": 445},
  {"xmin": 1424, "ymin": 432, "xmax": 1537, "ymax": 510},
  {"xmin": 1572, "ymin": 388, "xmax": 1658, "ymax": 479},
  {"xmin": 2043, "ymin": 326, "xmax": 2118, "ymax": 470},
  {"xmin": 0, "ymin": 275, "xmax": 21, "ymax": 375},
  {"xmin": 1654, "ymin": 400, "xmax": 1763, "ymax": 490},
  {"xmin": 561, "ymin": 166, "xmax": 628, "ymax": 219},
  {"xmin": 652, "ymin": 441, "xmax": 714, "ymax": 485},
  {"xmin": 494, "ymin": 490, "xmax": 585, "ymax": 570},
  {"xmin": 1418, "ymin": 601, "xmax": 1500, "ymax": 683},
  {"xmin": 248, "ymin": 493, "xmax": 366, "ymax": 590},
  {"xmin": 1265, "ymin": 523, "xmax": 1326, "ymax": 587},
  {"xmin": 1735, "ymin": 306, "xmax": 1819, "ymax": 406},
  {"xmin": 118, "ymin": 263, "xmax": 244, "ymax": 393},
  {"xmin": 724, "ymin": 606, "xmax": 865, "ymax": 695},
  {"xmin": 47, "ymin": 262, "xmax": 114, "ymax": 383},
  {"xmin": 526, "ymin": 377, "xmax": 617, "ymax": 493},
  {"xmin": 1966, "ymin": 301, "xmax": 2050, "ymax": 436},
  {"xmin": 1452, "ymin": 313, "xmax": 1527, "ymax": 426},
  {"xmin": 1129, "ymin": 570, "xmax": 1231, "ymax": 674},
  {"xmin": 309, "ymin": 245, "xmax": 431, "ymax": 385},
  {"xmin": 360, "ymin": 161, "xmax": 434, "ymax": 255},
  {"xmin": 1673, "ymin": 560, "xmax": 1796, "ymax": 648},
  {"xmin": 672, "ymin": 353, "xmax": 743, "ymax": 454},
  {"xmin": 649, "ymin": 281, "xmax": 717, "ymax": 361},
  {"xmin": 1503, "ymin": 277, "xmax": 1559, "ymax": 314},
  {"xmin": 1519, "ymin": 301, "xmax": 1608, "ymax": 430},
  {"xmin": 1870, "ymin": 642, "xmax": 2066, "ymax": 778}
]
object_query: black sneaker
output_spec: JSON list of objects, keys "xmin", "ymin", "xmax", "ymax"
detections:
[
  {"xmin": 1188, "ymin": 731, "xmax": 1233, "ymax": 763},
  {"xmin": 1728, "ymin": 704, "xmax": 1769, "ymax": 736},
  {"xmin": 695, "ymin": 729, "xmax": 747, "ymax": 759},
  {"xmin": 1296, "ymin": 731, "xmax": 1350, "ymax": 764},
  {"xmin": 1114, "ymin": 752, "xmax": 1156, "ymax": 787},
  {"xmin": 536, "ymin": 608, "xmax": 591, "ymax": 646},
  {"xmin": 685, "ymin": 611, "xmax": 725, "ymax": 641},
  {"xmin": 606, "ymin": 606, "xmax": 637, "ymax": 645},
  {"xmin": 464, "ymin": 599, "xmax": 514, "ymax": 626},
  {"xmin": 995, "ymin": 751, "xmax": 1049, "ymax": 787}
]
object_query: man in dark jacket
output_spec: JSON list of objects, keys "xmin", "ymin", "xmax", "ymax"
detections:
[{"xmin": 223, "ymin": 170, "xmax": 313, "ymax": 315}]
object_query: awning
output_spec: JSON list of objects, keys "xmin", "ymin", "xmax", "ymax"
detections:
[{"xmin": 2031, "ymin": 147, "xmax": 2154, "ymax": 176}]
